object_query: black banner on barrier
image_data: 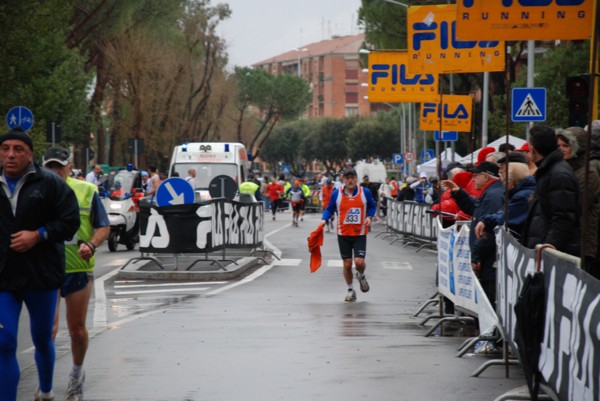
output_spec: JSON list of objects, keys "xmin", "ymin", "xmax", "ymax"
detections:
[
  {"xmin": 497, "ymin": 230, "xmax": 536, "ymax": 353},
  {"xmin": 138, "ymin": 199, "xmax": 264, "ymax": 253},
  {"xmin": 539, "ymin": 252, "xmax": 600, "ymax": 401}
]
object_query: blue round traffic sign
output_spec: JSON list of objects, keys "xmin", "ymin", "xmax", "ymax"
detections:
[
  {"xmin": 6, "ymin": 106, "xmax": 34, "ymax": 131},
  {"xmin": 156, "ymin": 177, "xmax": 195, "ymax": 206}
]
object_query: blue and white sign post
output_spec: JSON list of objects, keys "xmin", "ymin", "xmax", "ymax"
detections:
[
  {"xmin": 156, "ymin": 177, "xmax": 195, "ymax": 206},
  {"xmin": 512, "ymin": 88, "xmax": 546, "ymax": 122},
  {"xmin": 392, "ymin": 153, "xmax": 403, "ymax": 165},
  {"xmin": 434, "ymin": 131, "xmax": 458, "ymax": 141},
  {"xmin": 6, "ymin": 106, "xmax": 35, "ymax": 131}
]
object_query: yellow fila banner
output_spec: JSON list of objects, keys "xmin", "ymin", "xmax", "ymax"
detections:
[
  {"xmin": 408, "ymin": 4, "xmax": 505, "ymax": 74},
  {"xmin": 367, "ymin": 51, "xmax": 439, "ymax": 103},
  {"xmin": 420, "ymin": 95, "xmax": 473, "ymax": 132},
  {"xmin": 456, "ymin": 0, "xmax": 593, "ymax": 41}
]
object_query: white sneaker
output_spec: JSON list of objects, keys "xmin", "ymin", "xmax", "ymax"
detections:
[
  {"xmin": 356, "ymin": 272, "xmax": 370, "ymax": 293},
  {"xmin": 65, "ymin": 371, "xmax": 85, "ymax": 401},
  {"xmin": 34, "ymin": 389, "xmax": 55, "ymax": 401},
  {"xmin": 344, "ymin": 289, "xmax": 357, "ymax": 302}
]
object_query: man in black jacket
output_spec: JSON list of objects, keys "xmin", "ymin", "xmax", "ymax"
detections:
[
  {"xmin": 0, "ymin": 127, "xmax": 80, "ymax": 400},
  {"xmin": 441, "ymin": 161, "xmax": 505, "ymax": 308},
  {"xmin": 521, "ymin": 125, "xmax": 580, "ymax": 255}
]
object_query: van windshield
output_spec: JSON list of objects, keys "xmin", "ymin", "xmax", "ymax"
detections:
[{"xmin": 172, "ymin": 163, "xmax": 238, "ymax": 189}]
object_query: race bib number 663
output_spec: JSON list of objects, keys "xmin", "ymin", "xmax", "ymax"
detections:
[{"xmin": 344, "ymin": 208, "xmax": 362, "ymax": 224}]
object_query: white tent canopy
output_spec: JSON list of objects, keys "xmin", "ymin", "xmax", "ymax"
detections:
[
  {"xmin": 417, "ymin": 148, "xmax": 463, "ymax": 177},
  {"xmin": 457, "ymin": 135, "xmax": 526, "ymax": 166}
]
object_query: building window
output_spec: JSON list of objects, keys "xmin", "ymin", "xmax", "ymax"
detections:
[
  {"xmin": 345, "ymin": 69, "xmax": 358, "ymax": 80},
  {"xmin": 345, "ymin": 92, "xmax": 358, "ymax": 104},
  {"xmin": 345, "ymin": 107, "xmax": 359, "ymax": 117}
]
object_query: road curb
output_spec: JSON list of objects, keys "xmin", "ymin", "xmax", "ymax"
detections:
[{"xmin": 116, "ymin": 256, "xmax": 263, "ymax": 281}]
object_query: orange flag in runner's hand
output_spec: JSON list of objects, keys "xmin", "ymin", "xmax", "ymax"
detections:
[{"xmin": 307, "ymin": 224, "xmax": 324, "ymax": 273}]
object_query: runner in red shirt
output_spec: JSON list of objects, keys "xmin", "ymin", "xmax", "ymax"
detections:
[
  {"xmin": 265, "ymin": 176, "xmax": 284, "ymax": 221},
  {"xmin": 320, "ymin": 168, "xmax": 377, "ymax": 302}
]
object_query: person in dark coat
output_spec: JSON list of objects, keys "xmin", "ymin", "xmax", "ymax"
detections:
[
  {"xmin": 475, "ymin": 162, "xmax": 536, "ymax": 240},
  {"xmin": 0, "ymin": 127, "xmax": 80, "ymax": 400},
  {"xmin": 556, "ymin": 126, "xmax": 600, "ymax": 277},
  {"xmin": 520, "ymin": 125, "xmax": 580, "ymax": 256},
  {"xmin": 441, "ymin": 161, "xmax": 505, "ymax": 308},
  {"xmin": 398, "ymin": 176, "xmax": 416, "ymax": 201}
]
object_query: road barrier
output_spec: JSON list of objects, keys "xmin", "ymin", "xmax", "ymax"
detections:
[
  {"xmin": 129, "ymin": 199, "xmax": 264, "ymax": 270},
  {"xmin": 385, "ymin": 199, "xmax": 438, "ymax": 250},
  {"xmin": 381, "ymin": 200, "xmax": 599, "ymax": 400}
]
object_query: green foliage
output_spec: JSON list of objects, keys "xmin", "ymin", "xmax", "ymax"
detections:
[
  {"xmin": 347, "ymin": 118, "xmax": 398, "ymax": 160},
  {"xmin": 0, "ymin": 0, "xmax": 91, "ymax": 159},
  {"xmin": 358, "ymin": 0, "xmax": 408, "ymax": 50},
  {"xmin": 260, "ymin": 119, "xmax": 316, "ymax": 176}
]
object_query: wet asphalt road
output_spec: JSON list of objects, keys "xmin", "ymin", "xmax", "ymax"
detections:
[{"xmin": 17, "ymin": 210, "xmax": 526, "ymax": 401}]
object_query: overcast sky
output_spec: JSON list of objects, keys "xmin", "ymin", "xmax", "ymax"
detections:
[{"xmin": 217, "ymin": 0, "xmax": 363, "ymax": 68}]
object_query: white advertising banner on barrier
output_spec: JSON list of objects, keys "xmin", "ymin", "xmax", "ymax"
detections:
[
  {"xmin": 437, "ymin": 220, "xmax": 454, "ymax": 300},
  {"xmin": 437, "ymin": 221, "xmax": 498, "ymax": 335}
]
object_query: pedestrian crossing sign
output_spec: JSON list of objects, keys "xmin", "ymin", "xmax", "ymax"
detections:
[{"xmin": 511, "ymin": 88, "xmax": 546, "ymax": 122}]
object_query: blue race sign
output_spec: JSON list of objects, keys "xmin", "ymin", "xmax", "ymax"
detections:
[
  {"xmin": 512, "ymin": 88, "xmax": 546, "ymax": 122},
  {"xmin": 156, "ymin": 177, "xmax": 195, "ymax": 206},
  {"xmin": 6, "ymin": 106, "xmax": 34, "ymax": 131}
]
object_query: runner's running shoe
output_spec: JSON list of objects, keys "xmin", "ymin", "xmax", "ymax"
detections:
[
  {"xmin": 34, "ymin": 389, "xmax": 55, "ymax": 401},
  {"xmin": 356, "ymin": 272, "xmax": 370, "ymax": 292},
  {"xmin": 65, "ymin": 371, "xmax": 85, "ymax": 401},
  {"xmin": 345, "ymin": 289, "xmax": 357, "ymax": 302}
]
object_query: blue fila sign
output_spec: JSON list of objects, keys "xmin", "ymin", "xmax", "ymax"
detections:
[
  {"xmin": 456, "ymin": 0, "xmax": 592, "ymax": 41},
  {"xmin": 408, "ymin": 5, "xmax": 506, "ymax": 74},
  {"xmin": 370, "ymin": 64, "xmax": 434, "ymax": 86},
  {"xmin": 411, "ymin": 21, "xmax": 499, "ymax": 51},
  {"xmin": 460, "ymin": 0, "xmax": 584, "ymax": 8},
  {"xmin": 420, "ymin": 95, "xmax": 473, "ymax": 133},
  {"xmin": 367, "ymin": 51, "xmax": 438, "ymax": 103},
  {"xmin": 422, "ymin": 103, "xmax": 469, "ymax": 120}
]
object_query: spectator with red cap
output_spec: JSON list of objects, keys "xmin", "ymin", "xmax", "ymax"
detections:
[
  {"xmin": 477, "ymin": 146, "xmax": 496, "ymax": 165},
  {"xmin": 516, "ymin": 142, "xmax": 537, "ymax": 175}
]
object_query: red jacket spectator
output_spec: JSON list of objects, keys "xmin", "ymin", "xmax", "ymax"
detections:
[{"xmin": 431, "ymin": 171, "xmax": 481, "ymax": 224}]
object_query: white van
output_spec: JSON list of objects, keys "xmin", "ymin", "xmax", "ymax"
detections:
[
  {"xmin": 168, "ymin": 142, "xmax": 249, "ymax": 201},
  {"xmin": 354, "ymin": 160, "xmax": 387, "ymax": 183}
]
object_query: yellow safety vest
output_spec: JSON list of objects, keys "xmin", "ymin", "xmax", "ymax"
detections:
[
  {"xmin": 65, "ymin": 177, "xmax": 97, "ymax": 273},
  {"xmin": 239, "ymin": 181, "xmax": 259, "ymax": 194}
]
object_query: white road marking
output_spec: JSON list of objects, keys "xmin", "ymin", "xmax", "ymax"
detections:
[
  {"xmin": 382, "ymin": 261, "xmax": 413, "ymax": 270},
  {"xmin": 115, "ymin": 287, "xmax": 210, "ymax": 295},
  {"xmin": 104, "ymin": 258, "xmax": 130, "ymax": 267},
  {"xmin": 273, "ymin": 258, "xmax": 302, "ymax": 266},
  {"xmin": 327, "ymin": 260, "xmax": 344, "ymax": 267},
  {"xmin": 93, "ymin": 268, "xmax": 121, "ymax": 330},
  {"xmin": 114, "ymin": 281, "xmax": 226, "ymax": 288}
]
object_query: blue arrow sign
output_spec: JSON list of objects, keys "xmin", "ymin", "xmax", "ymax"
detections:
[
  {"xmin": 434, "ymin": 131, "xmax": 458, "ymax": 141},
  {"xmin": 512, "ymin": 88, "xmax": 546, "ymax": 122},
  {"xmin": 156, "ymin": 177, "xmax": 195, "ymax": 206},
  {"xmin": 392, "ymin": 153, "xmax": 403, "ymax": 165},
  {"xmin": 282, "ymin": 165, "xmax": 291, "ymax": 174},
  {"xmin": 6, "ymin": 106, "xmax": 34, "ymax": 131}
]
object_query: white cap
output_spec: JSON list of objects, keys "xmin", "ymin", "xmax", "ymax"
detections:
[{"xmin": 419, "ymin": 172, "xmax": 427, "ymax": 179}]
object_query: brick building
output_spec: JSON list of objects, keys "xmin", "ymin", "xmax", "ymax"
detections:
[{"xmin": 253, "ymin": 34, "xmax": 372, "ymax": 118}]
